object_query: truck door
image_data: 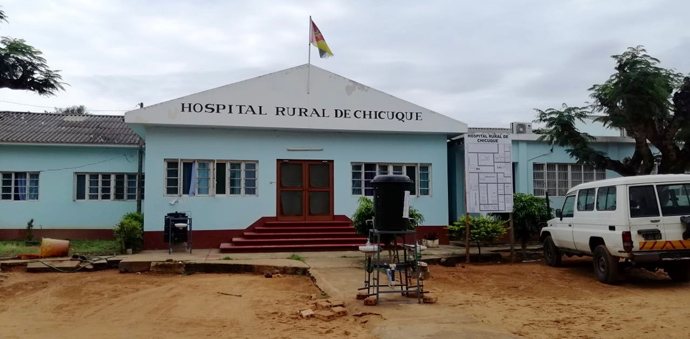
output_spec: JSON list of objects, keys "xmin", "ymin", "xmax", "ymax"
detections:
[
  {"xmin": 656, "ymin": 183, "xmax": 690, "ymax": 243},
  {"xmin": 573, "ymin": 188, "xmax": 597, "ymax": 252},
  {"xmin": 628, "ymin": 185, "xmax": 663, "ymax": 251},
  {"xmin": 552, "ymin": 194, "xmax": 576, "ymax": 249}
]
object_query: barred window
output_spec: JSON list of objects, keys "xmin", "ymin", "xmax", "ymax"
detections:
[
  {"xmin": 533, "ymin": 163, "xmax": 606, "ymax": 197},
  {"xmin": 1, "ymin": 172, "xmax": 39, "ymax": 201},
  {"xmin": 165, "ymin": 159, "xmax": 258, "ymax": 197},
  {"xmin": 351, "ymin": 163, "xmax": 431, "ymax": 197},
  {"xmin": 75, "ymin": 173, "xmax": 143, "ymax": 201}
]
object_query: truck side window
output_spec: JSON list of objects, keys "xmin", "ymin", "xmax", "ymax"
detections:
[
  {"xmin": 562, "ymin": 195, "xmax": 575, "ymax": 218},
  {"xmin": 629, "ymin": 185, "xmax": 660, "ymax": 218},
  {"xmin": 577, "ymin": 188, "xmax": 595, "ymax": 211},
  {"xmin": 656, "ymin": 184, "xmax": 690, "ymax": 216},
  {"xmin": 596, "ymin": 186, "xmax": 617, "ymax": 211}
]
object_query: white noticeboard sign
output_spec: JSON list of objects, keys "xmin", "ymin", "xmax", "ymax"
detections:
[{"xmin": 465, "ymin": 133, "xmax": 514, "ymax": 213}]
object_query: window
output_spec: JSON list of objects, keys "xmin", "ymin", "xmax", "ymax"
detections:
[
  {"xmin": 75, "ymin": 173, "xmax": 143, "ymax": 201},
  {"xmin": 533, "ymin": 163, "xmax": 606, "ymax": 197},
  {"xmin": 656, "ymin": 184, "xmax": 690, "ymax": 216},
  {"xmin": 165, "ymin": 159, "xmax": 258, "ymax": 197},
  {"xmin": 351, "ymin": 163, "xmax": 430, "ymax": 197},
  {"xmin": 577, "ymin": 188, "xmax": 596, "ymax": 211},
  {"xmin": 228, "ymin": 162, "xmax": 256, "ymax": 196},
  {"xmin": 419, "ymin": 165, "xmax": 430, "ymax": 196},
  {"xmin": 596, "ymin": 186, "xmax": 617, "ymax": 211},
  {"xmin": 561, "ymin": 195, "xmax": 576, "ymax": 218},
  {"xmin": 629, "ymin": 185, "xmax": 660, "ymax": 218},
  {"xmin": 1, "ymin": 172, "xmax": 39, "ymax": 201}
]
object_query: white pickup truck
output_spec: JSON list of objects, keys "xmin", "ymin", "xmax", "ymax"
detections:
[{"xmin": 540, "ymin": 174, "xmax": 690, "ymax": 284}]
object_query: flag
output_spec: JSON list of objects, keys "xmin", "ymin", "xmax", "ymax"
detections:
[{"xmin": 310, "ymin": 18, "xmax": 334, "ymax": 58}]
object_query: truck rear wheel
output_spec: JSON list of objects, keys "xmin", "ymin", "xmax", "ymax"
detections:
[
  {"xmin": 666, "ymin": 263, "xmax": 690, "ymax": 283},
  {"xmin": 543, "ymin": 236, "xmax": 562, "ymax": 267},
  {"xmin": 593, "ymin": 245, "xmax": 619, "ymax": 284}
]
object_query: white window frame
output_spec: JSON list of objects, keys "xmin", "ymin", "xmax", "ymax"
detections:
[
  {"xmin": 532, "ymin": 163, "xmax": 606, "ymax": 197},
  {"xmin": 225, "ymin": 161, "xmax": 258, "ymax": 197},
  {"xmin": 164, "ymin": 159, "xmax": 258, "ymax": 197},
  {"xmin": 351, "ymin": 163, "xmax": 431, "ymax": 197},
  {"xmin": 74, "ymin": 173, "xmax": 142, "ymax": 201},
  {"xmin": 1, "ymin": 172, "xmax": 39, "ymax": 201}
]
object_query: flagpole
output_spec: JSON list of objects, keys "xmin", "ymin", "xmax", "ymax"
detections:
[{"xmin": 307, "ymin": 15, "xmax": 311, "ymax": 94}]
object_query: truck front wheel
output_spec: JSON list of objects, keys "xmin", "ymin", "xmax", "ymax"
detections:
[
  {"xmin": 665, "ymin": 263, "xmax": 690, "ymax": 283},
  {"xmin": 593, "ymin": 245, "xmax": 619, "ymax": 284},
  {"xmin": 543, "ymin": 236, "xmax": 562, "ymax": 267}
]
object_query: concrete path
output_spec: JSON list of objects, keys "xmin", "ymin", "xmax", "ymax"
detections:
[{"xmin": 306, "ymin": 256, "xmax": 517, "ymax": 339}]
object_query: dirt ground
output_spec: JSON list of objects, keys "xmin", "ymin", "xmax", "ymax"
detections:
[
  {"xmin": 426, "ymin": 257, "xmax": 690, "ymax": 339},
  {"xmin": 3, "ymin": 258, "xmax": 690, "ymax": 339},
  {"xmin": 0, "ymin": 271, "xmax": 374, "ymax": 339}
]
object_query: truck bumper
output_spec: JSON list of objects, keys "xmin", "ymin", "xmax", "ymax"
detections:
[{"xmin": 632, "ymin": 250, "xmax": 690, "ymax": 263}]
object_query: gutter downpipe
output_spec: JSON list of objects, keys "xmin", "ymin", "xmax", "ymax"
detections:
[{"xmin": 136, "ymin": 140, "xmax": 144, "ymax": 214}]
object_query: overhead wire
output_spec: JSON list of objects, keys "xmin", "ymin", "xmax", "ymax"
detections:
[{"xmin": 38, "ymin": 154, "xmax": 131, "ymax": 172}]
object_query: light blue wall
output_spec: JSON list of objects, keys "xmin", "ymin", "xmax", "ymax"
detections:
[
  {"xmin": 512, "ymin": 140, "xmax": 634, "ymax": 209},
  {"xmin": 142, "ymin": 127, "xmax": 449, "ymax": 231},
  {"xmin": 449, "ymin": 139, "xmax": 636, "ymax": 217},
  {"xmin": 0, "ymin": 145, "xmax": 140, "ymax": 229}
]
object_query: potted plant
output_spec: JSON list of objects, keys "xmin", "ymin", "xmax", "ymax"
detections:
[{"xmin": 422, "ymin": 232, "xmax": 439, "ymax": 248}]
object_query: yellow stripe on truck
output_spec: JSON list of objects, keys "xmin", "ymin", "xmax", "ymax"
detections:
[{"xmin": 639, "ymin": 240, "xmax": 690, "ymax": 251}]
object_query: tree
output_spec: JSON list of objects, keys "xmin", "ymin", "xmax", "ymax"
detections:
[
  {"xmin": 534, "ymin": 46, "xmax": 690, "ymax": 176},
  {"xmin": 493, "ymin": 194, "xmax": 551, "ymax": 258},
  {"xmin": 0, "ymin": 9, "xmax": 64, "ymax": 95},
  {"xmin": 53, "ymin": 105, "xmax": 89, "ymax": 115},
  {"xmin": 448, "ymin": 215, "xmax": 505, "ymax": 260}
]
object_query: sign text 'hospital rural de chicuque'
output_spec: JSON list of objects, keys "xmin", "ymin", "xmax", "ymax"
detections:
[{"xmin": 180, "ymin": 103, "xmax": 424, "ymax": 122}]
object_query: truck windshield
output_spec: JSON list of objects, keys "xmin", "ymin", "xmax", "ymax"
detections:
[{"xmin": 656, "ymin": 184, "xmax": 690, "ymax": 216}]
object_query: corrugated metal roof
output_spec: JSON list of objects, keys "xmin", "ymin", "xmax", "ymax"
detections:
[{"xmin": 0, "ymin": 111, "xmax": 141, "ymax": 145}]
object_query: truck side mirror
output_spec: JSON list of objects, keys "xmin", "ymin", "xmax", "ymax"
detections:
[{"xmin": 556, "ymin": 209, "xmax": 562, "ymax": 220}]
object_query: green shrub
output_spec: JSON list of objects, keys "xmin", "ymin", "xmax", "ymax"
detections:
[
  {"xmin": 352, "ymin": 196, "xmax": 425, "ymax": 244},
  {"xmin": 491, "ymin": 193, "xmax": 551, "ymax": 256},
  {"xmin": 114, "ymin": 212, "xmax": 144, "ymax": 253},
  {"xmin": 122, "ymin": 212, "xmax": 144, "ymax": 226},
  {"xmin": 448, "ymin": 215, "xmax": 505, "ymax": 259}
]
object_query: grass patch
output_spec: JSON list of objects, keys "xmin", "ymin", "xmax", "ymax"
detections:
[
  {"xmin": 287, "ymin": 254, "xmax": 306, "ymax": 262},
  {"xmin": 221, "ymin": 256, "xmax": 234, "ymax": 260},
  {"xmin": 0, "ymin": 239, "xmax": 120, "ymax": 258}
]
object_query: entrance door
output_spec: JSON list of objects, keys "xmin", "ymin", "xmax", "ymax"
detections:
[{"xmin": 277, "ymin": 160, "xmax": 334, "ymax": 221}]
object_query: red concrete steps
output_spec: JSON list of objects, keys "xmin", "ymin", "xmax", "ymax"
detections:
[
  {"xmin": 219, "ymin": 219, "xmax": 367, "ymax": 253},
  {"xmin": 262, "ymin": 221, "xmax": 352, "ymax": 227},
  {"xmin": 242, "ymin": 232, "xmax": 362, "ymax": 239},
  {"xmin": 219, "ymin": 242, "xmax": 362, "ymax": 253},
  {"xmin": 230, "ymin": 237, "xmax": 365, "ymax": 246},
  {"xmin": 254, "ymin": 226, "xmax": 356, "ymax": 233}
]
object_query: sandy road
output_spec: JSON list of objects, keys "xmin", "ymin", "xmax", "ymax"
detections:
[
  {"xmin": 426, "ymin": 258, "xmax": 690, "ymax": 339},
  {"xmin": 0, "ymin": 271, "xmax": 374, "ymax": 339}
]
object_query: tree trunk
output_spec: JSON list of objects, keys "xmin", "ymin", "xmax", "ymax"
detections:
[{"xmin": 476, "ymin": 242, "xmax": 481, "ymax": 262}]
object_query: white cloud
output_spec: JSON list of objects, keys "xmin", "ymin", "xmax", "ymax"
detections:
[{"xmin": 0, "ymin": 0, "xmax": 688, "ymax": 125}]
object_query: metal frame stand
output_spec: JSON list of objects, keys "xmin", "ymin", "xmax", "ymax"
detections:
[
  {"xmin": 359, "ymin": 229, "xmax": 424, "ymax": 304},
  {"xmin": 168, "ymin": 217, "xmax": 193, "ymax": 255}
]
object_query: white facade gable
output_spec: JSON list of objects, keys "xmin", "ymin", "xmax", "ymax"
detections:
[{"xmin": 125, "ymin": 65, "xmax": 467, "ymax": 136}]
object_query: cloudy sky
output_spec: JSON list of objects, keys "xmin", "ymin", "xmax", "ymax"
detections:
[{"xmin": 0, "ymin": 0, "xmax": 688, "ymax": 127}]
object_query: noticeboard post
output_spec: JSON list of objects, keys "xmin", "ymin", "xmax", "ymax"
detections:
[{"xmin": 464, "ymin": 133, "xmax": 514, "ymax": 262}]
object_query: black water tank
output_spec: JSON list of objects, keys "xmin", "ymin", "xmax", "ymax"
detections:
[
  {"xmin": 164, "ymin": 212, "xmax": 189, "ymax": 243},
  {"xmin": 372, "ymin": 175, "xmax": 413, "ymax": 231}
]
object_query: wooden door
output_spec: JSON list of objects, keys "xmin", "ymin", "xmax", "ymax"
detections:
[{"xmin": 277, "ymin": 160, "xmax": 334, "ymax": 221}]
